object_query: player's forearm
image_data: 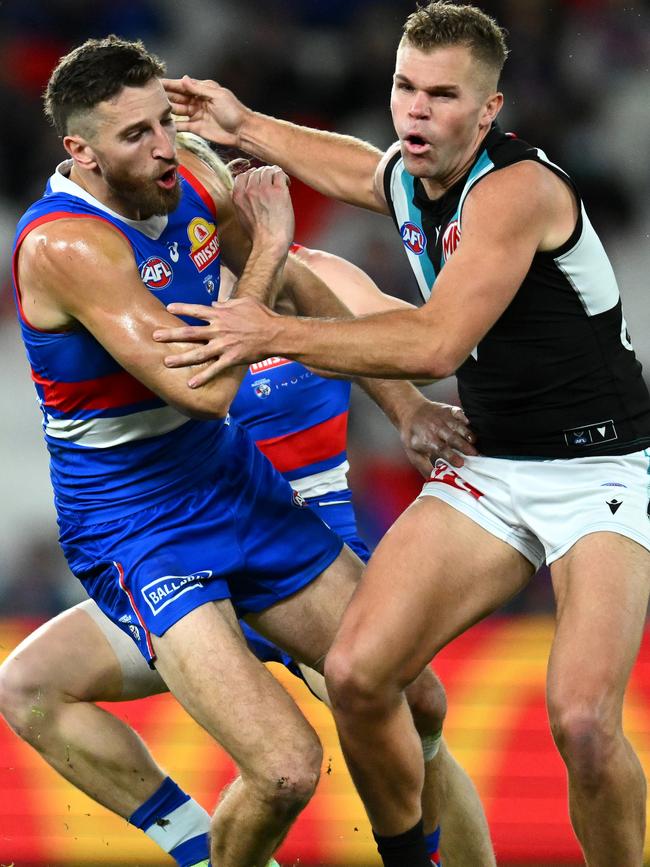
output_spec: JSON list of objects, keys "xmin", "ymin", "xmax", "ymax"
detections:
[
  {"xmin": 355, "ymin": 378, "xmax": 430, "ymax": 430},
  {"xmin": 283, "ymin": 256, "xmax": 355, "ymax": 319},
  {"xmin": 231, "ymin": 238, "xmax": 288, "ymax": 308},
  {"xmin": 240, "ymin": 113, "xmax": 385, "ymax": 212},
  {"xmin": 170, "ymin": 243, "xmax": 287, "ymax": 416},
  {"xmin": 271, "ymin": 309, "xmax": 454, "ymax": 380}
]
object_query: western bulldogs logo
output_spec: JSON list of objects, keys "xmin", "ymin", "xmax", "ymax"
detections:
[
  {"xmin": 203, "ymin": 273, "xmax": 218, "ymax": 296},
  {"xmin": 252, "ymin": 378, "xmax": 272, "ymax": 399},
  {"xmin": 400, "ymin": 221, "xmax": 427, "ymax": 255},
  {"xmin": 292, "ymin": 490, "xmax": 306, "ymax": 508},
  {"xmin": 442, "ymin": 220, "xmax": 461, "ymax": 262},
  {"xmin": 140, "ymin": 256, "xmax": 173, "ymax": 290}
]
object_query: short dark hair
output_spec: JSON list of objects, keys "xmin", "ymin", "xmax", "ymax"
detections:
[
  {"xmin": 402, "ymin": 2, "xmax": 508, "ymax": 80},
  {"xmin": 44, "ymin": 35, "xmax": 166, "ymax": 137}
]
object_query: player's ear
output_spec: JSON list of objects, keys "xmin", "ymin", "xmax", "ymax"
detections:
[
  {"xmin": 64, "ymin": 135, "xmax": 99, "ymax": 171},
  {"xmin": 481, "ymin": 91, "xmax": 503, "ymax": 127}
]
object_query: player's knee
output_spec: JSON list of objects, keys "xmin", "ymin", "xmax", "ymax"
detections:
[
  {"xmin": 0, "ymin": 652, "xmax": 55, "ymax": 745},
  {"xmin": 249, "ymin": 738, "xmax": 323, "ymax": 819},
  {"xmin": 406, "ymin": 668, "xmax": 447, "ymax": 737},
  {"xmin": 549, "ymin": 702, "xmax": 617, "ymax": 789},
  {"xmin": 325, "ymin": 644, "xmax": 393, "ymax": 717}
]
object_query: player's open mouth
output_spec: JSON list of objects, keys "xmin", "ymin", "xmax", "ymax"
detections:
[
  {"xmin": 404, "ymin": 134, "xmax": 430, "ymax": 155},
  {"xmin": 156, "ymin": 167, "xmax": 178, "ymax": 189}
]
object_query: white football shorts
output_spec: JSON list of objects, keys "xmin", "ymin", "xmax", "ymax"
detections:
[{"xmin": 419, "ymin": 449, "xmax": 650, "ymax": 568}]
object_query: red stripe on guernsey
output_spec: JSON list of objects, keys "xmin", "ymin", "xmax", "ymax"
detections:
[
  {"xmin": 32, "ymin": 368, "xmax": 157, "ymax": 413},
  {"xmin": 116, "ymin": 561, "xmax": 155, "ymax": 660},
  {"xmin": 12, "ymin": 211, "xmax": 129, "ymax": 333},
  {"xmin": 256, "ymin": 410, "xmax": 348, "ymax": 473},
  {"xmin": 179, "ymin": 165, "xmax": 217, "ymax": 218}
]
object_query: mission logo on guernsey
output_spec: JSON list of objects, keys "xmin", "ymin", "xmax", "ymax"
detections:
[
  {"xmin": 249, "ymin": 357, "xmax": 292, "ymax": 373},
  {"xmin": 187, "ymin": 216, "xmax": 220, "ymax": 272}
]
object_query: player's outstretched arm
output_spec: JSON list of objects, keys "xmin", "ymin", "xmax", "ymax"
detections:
[
  {"xmin": 164, "ymin": 75, "xmax": 388, "ymax": 213},
  {"xmin": 286, "ymin": 247, "xmax": 477, "ymax": 470},
  {"xmin": 152, "ymin": 161, "xmax": 558, "ymax": 382}
]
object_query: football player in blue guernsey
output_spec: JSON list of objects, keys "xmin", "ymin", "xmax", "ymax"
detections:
[
  {"xmin": 161, "ymin": 3, "xmax": 650, "ymax": 866},
  {"xmin": 1, "ymin": 132, "xmax": 493, "ymax": 867},
  {"xmin": 0, "ymin": 38, "xmax": 491, "ymax": 867}
]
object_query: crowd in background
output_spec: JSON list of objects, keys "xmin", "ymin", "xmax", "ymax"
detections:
[{"xmin": 1, "ymin": 0, "xmax": 649, "ymax": 616}]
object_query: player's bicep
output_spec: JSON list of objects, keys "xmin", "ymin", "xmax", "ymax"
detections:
[
  {"xmin": 32, "ymin": 224, "xmax": 201, "ymax": 394},
  {"xmin": 421, "ymin": 168, "xmax": 550, "ymax": 369},
  {"xmin": 291, "ymin": 247, "xmax": 412, "ymax": 316},
  {"xmin": 371, "ymin": 143, "xmax": 401, "ymax": 216}
]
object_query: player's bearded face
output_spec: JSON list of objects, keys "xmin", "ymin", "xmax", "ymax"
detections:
[{"xmin": 103, "ymin": 161, "xmax": 181, "ymax": 217}]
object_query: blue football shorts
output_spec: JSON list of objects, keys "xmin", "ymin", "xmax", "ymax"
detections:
[
  {"xmin": 242, "ymin": 490, "xmax": 371, "ymax": 682},
  {"xmin": 306, "ymin": 489, "xmax": 371, "ymax": 564},
  {"xmin": 59, "ymin": 422, "xmax": 343, "ymax": 663}
]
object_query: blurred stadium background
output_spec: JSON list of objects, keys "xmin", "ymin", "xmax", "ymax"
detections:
[{"xmin": 1, "ymin": 0, "xmax": 650, "ymax": 864}]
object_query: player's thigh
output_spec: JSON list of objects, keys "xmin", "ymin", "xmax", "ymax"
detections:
[
  {"xmin": 0, "ymin": 600, "xmax": 162, "ymax": 704},
  {"xmin": 151, "ymin": 599, "xmax": 321, "ymax": 777},
  {"xmin": 246, "ymin": 542, "xmax": 364, "ymax": 669},
  {"xmin": 548, "ymin": 532, "xmax": 650, "ymax": 718},
  {"xmin": 331, "ymin": 496, "xmax": 535, "ymax": 686}
]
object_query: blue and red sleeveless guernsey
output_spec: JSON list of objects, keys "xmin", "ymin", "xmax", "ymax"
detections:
[
  {"xmin": 230, "ymin": 247, "xmax": 351, "ymax": 499},
  {"xmin": 12, "ymin": 161, "xmax": 229, "ymax": 523}
]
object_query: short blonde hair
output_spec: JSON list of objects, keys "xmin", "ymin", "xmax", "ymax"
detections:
[
  {"xmin": 402, "ymin": 2, "xmax": 508, "ymax": 81},
  {"xmin": 176, "ymin": 131, "xmax": 234, "ymax": 191}
]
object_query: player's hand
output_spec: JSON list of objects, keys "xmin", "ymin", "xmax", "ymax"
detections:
[
  {"xmin": 400, "ymin": 400, "xmax": 478, "ymax": 474},
  {"xmin": 162, "ymin": 75, "xmax": 247, "ymax": 147},
  {"xmin": 153, "ymin": 297, "xmax": 281, "ymax": 388},
  {"xmin": 232, "ymin": 166, "xmax": 294, "ymax": 256}
]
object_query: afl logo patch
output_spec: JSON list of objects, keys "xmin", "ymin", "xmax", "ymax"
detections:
[
  {"xmin": 442, "ymin": 220, "xmax": 461, "ymax": 262},
  {"xmin": 140, "ymin": 257, "xmax": 173, "ymax": 290},
  {"xmin": 400, "ymin": 221, "xmax": 427, "ymax": 255}
]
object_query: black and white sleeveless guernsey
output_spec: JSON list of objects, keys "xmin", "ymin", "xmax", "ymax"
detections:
[{"xmin": 382, "ymin": 123, "xmax": 650, "ymax": 458}]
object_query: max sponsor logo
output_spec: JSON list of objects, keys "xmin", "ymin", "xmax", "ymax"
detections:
[
  {"xmin": 428, "ymin": 461, "xmax": 484, "ymax": 501},
  {"xmin": 400, "ymin": 221, "xmax": 427, "ymax": 255},
  {"xmin": 187, "ymin": 217, "xmax": 220, "ymax": 272},
  {"xmin": 140, "ymin": 257, "xmax": 173, "ymax": 290},
  {"xmin": 142, "ymin": 570, "xmax": 213, "ymax": 616},
  {"xmin": 442, "ymin": 219, "xmax": 461, "ymax": 261}
]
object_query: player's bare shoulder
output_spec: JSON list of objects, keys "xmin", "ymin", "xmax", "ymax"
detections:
[
  {"xmin": 462, "ymin": 159, "xmax": 578, "ymax": 252},
  {"xmin": 17, "ymin": 217, "xmax": 134, "ymax": 329}
]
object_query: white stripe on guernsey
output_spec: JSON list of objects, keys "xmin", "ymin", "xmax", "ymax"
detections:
[
  {"xmin": 145, "ymin": 798, "xmax": 210, "ymax": 852},
  {"xmin": 554, "ymin": 205, "xmax": 620, "ymax": 317},
  {"xmin": 50, "ymin": 161, "xmax": 168, "ymax": 240},
  {"xmin": 291, "ymin": 461, "xmax": 350, "ymax": 498},
  {"xmin": 389, "ymin": 158, "xmax": 433, "ymax": 301},
  {"xmin": 44, "ymin": 405, "xmax": 189, "ymax": 448}
]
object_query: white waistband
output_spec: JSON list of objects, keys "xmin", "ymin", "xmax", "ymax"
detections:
[{"xmin": 291, "ymin": 461, "xmax": 350, "ymax": 498}]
